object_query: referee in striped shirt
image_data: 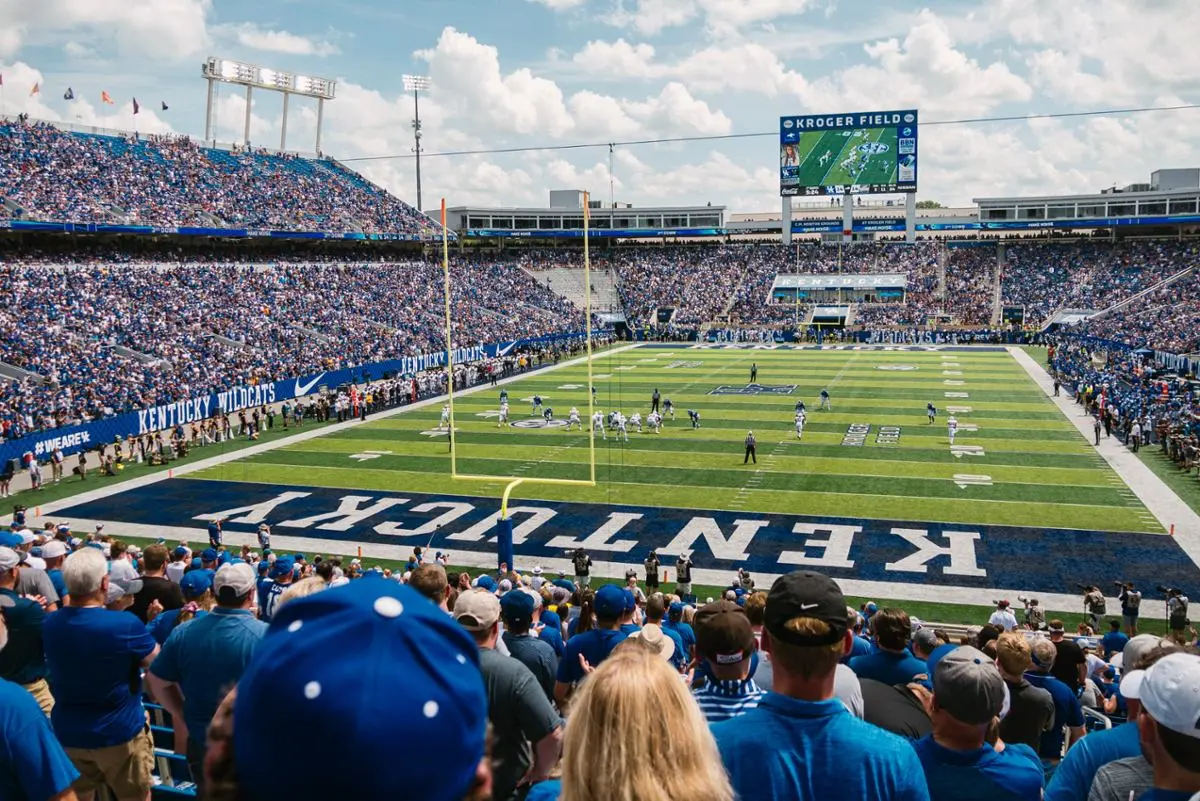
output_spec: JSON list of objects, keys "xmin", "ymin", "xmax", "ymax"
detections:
[{"xmin": 691, "ymin": 600, "xmax": 765, "ymax": 723}]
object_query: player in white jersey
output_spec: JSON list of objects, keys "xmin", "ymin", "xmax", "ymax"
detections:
[
  {"xmin": 615, "ymin": 413, "xmax": 629, "ymax": 443},
  {"xmin": 947, "ymin": 415, "xmax": 958, "ymax": 445},
  {"xmin": 439, "ymin": 404, "xmax": 450, "ymax": 430},
  {"xmin": 647, "ymin": 410, "xmax": 662, "ymax": 433},
  {"xmin": 567, "ymin": 406, "xmax": 582, "ymax": 430},
  {"xmin": 497, "ymin": 401, "xmax": 510, "ymax": 428},
  {"xmin": 592, "ymin": 411, "xmax": 607, "ymax": 440},
  {"xmin": 629, "ymin": 412, "xmax": 643, "ymax": 433},
  {"xmin": 795, "ymin": 410, "xmax": 807, "ymax": 440}
]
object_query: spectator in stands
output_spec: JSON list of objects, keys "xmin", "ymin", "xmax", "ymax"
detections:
[
  {"xmin": 849, "ymin": 607, "xmax": 927, "ymax": 685},
  {"xmin": 0, "ymin": 545, "xmax": 52, "ymax": 715},
  {"xmin": 1048, "ymin": 619, "xmax": 1088, "ymax": 695},
  {"xmin": 555, "ymin": 584, "xmax": 628, "ymax": 705},
  {"xmin": 643, "ymin": 592, "xmax": 685, "ymax": 672},
  {"xmin": 1044, "ymin": 636, "xmax": 1176, "ymax": 801},
  {"xmin": 217, "ymin": 580, "xmax": 492, "ymax": 801},
  {"xmin": 499, "ymin": 588, "xmax": 558, "ymax": 704},
  {"xmin": 1101, "ymin": 620, "xmax": 1130, "ymax": 660},
  {"xmin": 43, "ymin": 548, "xmax": 158, "ymax": 801},
  {"xmin": 527, "ymin": 643, "xmax": 734, "ymax": 801},
  {"xmin": 691, "ymin": 600, "xmax": 765, "ymax": 723},
  {"xmin": 127, "ymin": 544, "xmax": 183, "ymax": 623},
  {"xmin": 454, "ymin": 589, "xmax": 562, "ymax": 801},
  {"xmin": 409, "ymin": 563, "xmax": 452, "ymax": 610},
  {"xmin": 146, "ymin": 562, "xmax": 266, "ymax": 793},
  {"xmin": 1025, "ymin": 638, "xmax": 1087, "ymax": 768},
  {"xmin": 988, "ymin": 600, "xmax": 1019, "ymax": 631},
  {"xmin": 1126, "ymin": 651, "xmax": 1200, "ymax": 800},
  {"xmin": 710, "ymin": 570, "xmax": 930, "ymax": 800},
  {"xmin": 913, "ymin": 644, "xmax": 1044, "ymax": 800},
  {"xmin": 0, "ymin": 607, "xmax": 81, "ymax": 801},
  {"xmin": 147, "ymin": 569, "xmax": 213, "ymax": 645},
  {"xmin": 859, "ymin": 676, "xmax": 935, "ymax": 741},
  {"xmin": 995, "ymin": 632, "xmax": 1054, "ymax": 752}
]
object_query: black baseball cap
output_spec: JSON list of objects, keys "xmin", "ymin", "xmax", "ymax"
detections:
[{"xmin": 765, "ymin": 570, "xmax": 849, "ymax": 646}]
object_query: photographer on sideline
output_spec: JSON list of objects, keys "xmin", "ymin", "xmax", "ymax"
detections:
[
  {"xmin": 1116, "ymin": 581, "xmax": 1141, "ymax": 636},
  {"xmin": 1162, "ymin": 585, "xmax": 1190, "ymax": 643},
  {"xmin": 1080, "ymin": 585, "xmax": 1106, "ymax": 631},
  {"xmin": 1017, "ymin": 596, "xmax": 1045, "ymax": 631}
]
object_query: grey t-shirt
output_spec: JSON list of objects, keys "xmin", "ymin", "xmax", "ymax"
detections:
[
  {"xmin": 1087, "ymin": 755, "xmax": 1152, "ymax": 801},
  {"xmin": 478, "ymin": 647, "xmax": 562, "ymax": 801},
  {"xmin": 15, "ymin": 568, "xmax": 60, "ymax": 607}
]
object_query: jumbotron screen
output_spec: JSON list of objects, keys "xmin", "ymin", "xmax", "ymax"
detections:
[{"xmin": 779, "ymin": 109, "xmax": 918, "ymax": 197}]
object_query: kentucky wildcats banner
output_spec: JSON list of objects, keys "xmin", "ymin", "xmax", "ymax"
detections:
[{"xmin": 1, "ymin": 331, "xmax": 594, "ymax": 466}]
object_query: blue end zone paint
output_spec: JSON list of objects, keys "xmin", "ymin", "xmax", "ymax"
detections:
[{"xmin": 56, "ymin": 478, "xmax": 1200, "ymax": 594}]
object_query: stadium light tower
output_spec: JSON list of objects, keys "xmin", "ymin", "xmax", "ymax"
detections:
[
  {"xmin": 403, "ymin": 75, "xmax": 432, "ymax": 211},
  {"xmin": 201, "ymin": 57, "xmax": 336, "ymax": 153}
]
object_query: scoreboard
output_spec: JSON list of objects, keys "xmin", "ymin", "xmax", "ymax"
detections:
[{"xmin": 780, "ymin": 109, "xmax": 918, "ymax": 197}]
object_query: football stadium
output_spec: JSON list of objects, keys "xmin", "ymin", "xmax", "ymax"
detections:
[{"xmin": 2, "ymin": 11, "xmax": 1200, "ymax": 801}]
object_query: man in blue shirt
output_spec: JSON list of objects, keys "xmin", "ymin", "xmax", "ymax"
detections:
[
  {"xmin": 692, "ymin": 600, "xmax": 764, "ymax": 723},
  {"xmin": 1101, "ymin": 620, "xmax": 1129, "ymax": 660},
  {"xmin": 1025, "ymin": 639, "xmax": 1086, "ymax": 765},
  {"xmin": 663, "ymin": 601, "xmax": 695, "ymax": 663},
  {"xmin": 259, "ymin": 556, "xmax": 295, "ymax": 623},
  {"xmin": 148, "ymin": 562, "xmax": 267, "ymax": 795},
  {"xmin": 711, "ymin": 569, "xmax": 930, "ymax": 801},
  {"xmin": 1044, "ymin": 635, "xmax": 1175, "ymax": 801},
  {"xmin": 499, "ymin": 589, "xmax": 558, "ymax": 704},
  {"xmin": 0, "ymin": 610, "xmax": 80, "ymax": 801},
  {"xmin": 554, "ymin": 584, "xmax": 628, "ymax": 706},
  {"xmin": 43, "ymin": 547, "xmax": 159, "ymax": 801},
  {"xmin": 0, "ymin": 546, "xmax": 52, "ymax": 715},
  {"xmin": 913, "ymin": 644, "xmax": 1044, "ymax": 800},
  {"xmin": 849, "ymin": 607, "xmax": 927, "ymax": 685}
]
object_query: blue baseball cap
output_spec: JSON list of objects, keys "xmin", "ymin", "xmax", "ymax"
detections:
[
  {"xmin": 474, "ymin": 575, "xmax": 497, "ymax": 593},
  {"xmin": 258, "ymin": 561, "xmax": 271, "ymax": 575},
  {"xmin": 622, "ymin": 589, "xmax": 636, "ymax": 614},
  {"xmin": 669, "ymin": 601, "xmax": 684, "ymax": 618},
  {"xmin": 173, "ymin": 546, "xmax": 189, "ymax": 558},
  {"xmin": 269, "ymin": 557, "xmax": 295, "ymax": 579},
  {"xmin": 201, "ymin": 548, "xmax": 219, "ymax": 563},
  {"xmin": 293, "ymin": 553, "xmax": 306, "ymax": 562},
  {"xmin": 551, "ymin": 578, "xmax": 576, "ymax": 593},
  {"xmin": 234, "ymin": 581, "xmax": 488, "ymax": 801},
  {"xmin": 190, "ymin": 557, "xmax": 203, "ymax": 569},
  {"xmin": 180, "ymin": 570, "xmax": 213, "ymax": 599},
  {"xmin": 218, "ymin": 551, "xmax": 233, "ymax": 566},
  {"xmin": 540, "ymin": 609, "xmax": 561, "ymax": 630},
  {"xmin": 0, "ymin": 532, "xmax": 21, "ymax": 548},
  {"xmin": 594, "ymin": 584, "xmax": 626, "ymax": 619},
  {"xmin": 499, "ymin": 590, "xmax": 535, "ymax": 625}
]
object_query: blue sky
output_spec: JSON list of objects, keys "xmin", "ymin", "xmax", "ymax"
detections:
[{"xmin": 2, "ymin": 0, "xmax": 1199, "ymax": 212}]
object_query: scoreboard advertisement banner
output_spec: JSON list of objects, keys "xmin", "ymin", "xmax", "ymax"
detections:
[{"xmin": 780, "ymin": 109, "xmax": 918, "ymax": 197}]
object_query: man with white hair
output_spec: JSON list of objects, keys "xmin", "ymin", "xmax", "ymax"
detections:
[
  {"xmin": 43, "ymin": 548, "xmax": 159, "ymax": 801},
  {"xmin": 148, "ymin": 562, "xmax": 267, "ymax": 795},
  {"xmin": 0, "ymin": 608, "xmax": 80, "ymax": 801}
]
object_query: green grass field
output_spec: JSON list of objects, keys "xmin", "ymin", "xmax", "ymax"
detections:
[
  {"xmin": 785, "ymin": 127, "xmax": 899, "ymax": 190},
  {"xmin": 196, "ymin": 346, "xmax": 1160, "ymax": 534}
]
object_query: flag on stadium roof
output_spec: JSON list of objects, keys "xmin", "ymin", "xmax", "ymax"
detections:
[
  {"xmin": 29, "ymin": 82, "xmax": 39, "ymax": 97},
  {"xmin": 101, "ymin": 90, "xmax": 114, "ymax": 105},
  {"xmin": 132, "ymin": 98, "xmax": 140, "ymax": 115},
  {"xmin": 63, "ymin": 87, "xmax": 74, "ymax": 101},
  {"xmin": 161, "ymin": 101, "xmax": 169, "ymax": 111}
]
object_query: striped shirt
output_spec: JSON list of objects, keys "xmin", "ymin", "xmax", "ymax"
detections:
[{"xmin": 693, "ymin": 678, "xmax": 765, "ymax": 723}]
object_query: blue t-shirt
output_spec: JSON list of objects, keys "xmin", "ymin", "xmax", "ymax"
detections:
[
  {"xmin": 150, "ymin": 607, "xmax": 267, "ymax": 749},
  {"xmin": 842, "ymin": 634, "xmax": 874, "ymax": 664},
  {"xmin": 657, "ymin": 624, "xmax": 686, "ymax": 671},
  {"xmin": 1100, "ymin": 631, "xmax": 1129, "ymax": 659},
  {"xmin": 1024, "ymin": 672, "xmax": 1085, "ymax": 759},
  {"xmin": 43, "ymin": 606, "xmax": 157, "ymax": 748},
  {"xmin": 913, "ymin": 736, "xmax": 1043, "ymax": 800},
  {"xmin": 207, "ymin": 522, "xmax": 222, "ymax": 547},
  {"xmin": 0, "ymin": 678, "xmax": 79, "ymax": 801},
  {"xmin": 849, "ymin": 649, "xmax": 927, "ymax": 686},
  {"xmin": 663, "ymin": 619, "xmax": 696, "ymax": 659},
  {"xmin": 260, "ymin": 581, "xmax": 288, "ymax": 623},
  {"xmin": 538, "ymin": 623, "xmax": 564, "ymax": 658},
  {"xmin": 1044, "ymin": 721, "xmax": 1140, "ymax": 801},
  {"xmin": 525, "ymin": 778, "xmax": 561, "ymax": 801},
  {"xmin": 557, "ymin": 628, "xmax": 628, "ymax": 685},
  {"xmin": 147, "ymin": 608, "xmax": 211, "ymax": 645},
  {"xmin": 712, "ymin": 693, "xmax": 929, "ymax": 801},
  {"xmin": 46, "ymin": 568, "xmax": 67, "ymax": 603}
]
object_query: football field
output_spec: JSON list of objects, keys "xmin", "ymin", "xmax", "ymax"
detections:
[
  {"xmin": 50, "ymin": 344, "xmax": 1200, "ymax": 608},
  {"xmin": 788, "ymin": 128, "xmax": 899, "ymax": 190}
]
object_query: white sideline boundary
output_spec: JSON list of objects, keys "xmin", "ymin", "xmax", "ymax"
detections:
[{"xmin": 16, "ymin": 343, "xmax": 1187, "ymax": 618}]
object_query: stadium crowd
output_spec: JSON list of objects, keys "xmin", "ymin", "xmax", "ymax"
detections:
[
  {"xmin": 0, "ymin": 257, "xmax": 584, "ymax": 441},
  {"xmin": 0, "ymin": 526, "xmax": 1197, "ymax": 801},
  {"xmin": 0, "ymin": 120, "xmax": 433, "ymax": 234}
]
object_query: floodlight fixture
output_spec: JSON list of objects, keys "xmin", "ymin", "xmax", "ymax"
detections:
[
  {"xmin": 201, "ymin": 56, "xmax": 337, "ymax": 152},
  {"xmin": 402, "ymin": 75, "xmax": 432, "ymax": 210}
]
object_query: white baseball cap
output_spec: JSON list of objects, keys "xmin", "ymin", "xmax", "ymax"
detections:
[{"xmin": 1139, "ymin": 652, "xmax": 1200, "ymax": 740}]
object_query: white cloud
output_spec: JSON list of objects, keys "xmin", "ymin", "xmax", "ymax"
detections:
[
  {"xmin": 0, "ymin": 60, "xmax": 174, "ymax": 134},
  {"xmin": 221, "ymin": 22, "xmax": 340, "ymax": 57},
  {"xmin": 0, "ymin": 0, "xmax": 212, "ymax": 61},
  {"xmin": 608, "ymin": 0, "xmax": 817, "ymax": 37},
  {"xmin": 526, "ymin": 0, "xmax": 587, "ymax": 8}
]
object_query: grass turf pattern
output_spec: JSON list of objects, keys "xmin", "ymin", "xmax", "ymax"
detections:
[{"xmin": 195, "ymin": 346, "xmax": 1159, "ymax": 535}]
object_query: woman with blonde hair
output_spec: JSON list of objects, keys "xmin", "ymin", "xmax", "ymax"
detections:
[{"xmin": 528, "ymin": 641, "xmax": 733, "ymax": 801}]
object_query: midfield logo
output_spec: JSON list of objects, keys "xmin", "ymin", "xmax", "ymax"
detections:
[
  {"xmin": 511, "ymin": 419, "xmax": 568, "ymax": 429},
  {"xmin": 708, "ymin": 383, "xmax": 797, "ymax": 396}
]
